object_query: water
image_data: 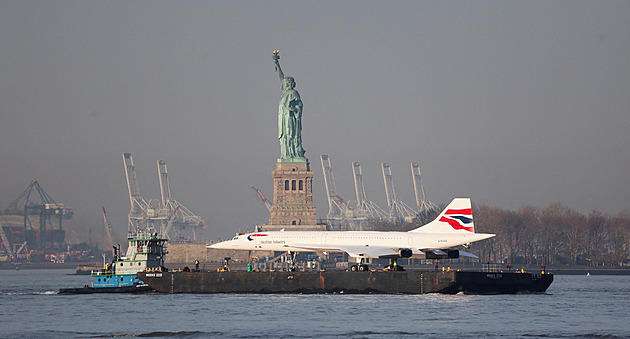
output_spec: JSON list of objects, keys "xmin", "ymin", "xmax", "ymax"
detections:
[{"xmin": 1, "ymin": 269, "xmax": 629, "ymax": 338}]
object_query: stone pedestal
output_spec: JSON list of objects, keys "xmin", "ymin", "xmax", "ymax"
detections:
[{"xmin": 265, "ymin": 162, "xmax": 322, "ymax": 230}]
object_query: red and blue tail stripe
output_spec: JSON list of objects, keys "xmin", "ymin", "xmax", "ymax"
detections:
[{"xmin": 439, "ymin": 208, "xmax": 474, "ymax": 232}]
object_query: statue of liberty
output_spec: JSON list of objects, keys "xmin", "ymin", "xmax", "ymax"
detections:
[{"xmin": 273, "ymin": 50, "xmax": 306, "ymax": 163}]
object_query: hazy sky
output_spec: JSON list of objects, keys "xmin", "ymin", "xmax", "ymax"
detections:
[{"xmin": 1, "ymin": 1, "xmax": 629, "ymax": 242}]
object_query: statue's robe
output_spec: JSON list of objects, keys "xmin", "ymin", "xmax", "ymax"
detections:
[{"xmin": 278, "ymin": 88, "xmax": 304, "ymax": 160}]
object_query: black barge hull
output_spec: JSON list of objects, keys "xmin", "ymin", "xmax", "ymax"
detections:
[
  {"xmin": 138, "ymin": 270, "xmax": 553, "ymax": 294},
  {"xmin": 58, "ymin": 284, "xmax": 154, "ymax": 294}
]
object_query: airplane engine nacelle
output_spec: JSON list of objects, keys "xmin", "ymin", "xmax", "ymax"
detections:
[
  {"xmin": 398, "ymin": 249, "xmax": 413, "ymax": 258},
  {"xmin": 425, "ymin": 250, "xmax": 460, "ymax": 259},
  {"xmin": 447, "ymin": 250, "xmax": 460, "ymax": 258}
]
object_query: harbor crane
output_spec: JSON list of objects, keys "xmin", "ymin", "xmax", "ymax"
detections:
[
  {"xmin": 123, "ymin": 153, "xmax": 164, "ymax": 236},
  {"xmin": 251, "ymin": 187, "xmax": 272, "ymax": 212},
  {"xmin": 123, "ymin": 153, "xmax": 204, "ymax": 241},
  {"xmin": 2, "ymin": 180, "xmax": 71, "ymax": 251},
  {"xmin": 0, "ymin": 218, "xmax": 15, "ymax": 260},
  {"xmin": 318, "ymin": 157, "xmax": 437, "ymax": 229},
  {"xmin": 101, "ymin": 206, "xmax": 116, "ymax": 247},
  {"xmin": 381, "ymin": 163, "xmax": 418, "ymax": 223},
  {"xmin": 352, "ymin": 162, "xmax": 390, "ymax": 223},
  {"xmin": 320, "ymin": 155, "xmax": 348, "ymax": 227},
  {"xmin": 410, "ymin": 163, "xmax": 438, "ymax": 215},
  {"xmin": 157, "ymin": 160, "xmax": 204, "ymax": 241},
  {"xmin": 321, "ymin": 156, "xmax": 391, "ymax": 230}
]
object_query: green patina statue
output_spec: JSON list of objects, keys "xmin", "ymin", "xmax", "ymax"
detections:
[{"xmin": 273, "ymin": 50, "xmax": 307, "ymax": 163}]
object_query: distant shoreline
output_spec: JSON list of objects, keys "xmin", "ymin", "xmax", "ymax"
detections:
[
  {"xmin": 403, "ymin": 263, "xmax": 630, "ymax": 275},
  {"xmin": 539, "ymin": 267, "xmax": 630, "ymax": 275}
]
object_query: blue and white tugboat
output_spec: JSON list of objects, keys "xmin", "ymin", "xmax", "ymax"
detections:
[{"xmin": 59, "ymin": 231, "xmax": 167, "ymax": 294}]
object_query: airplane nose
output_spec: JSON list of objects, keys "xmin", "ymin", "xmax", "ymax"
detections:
[{"xmin": 208, "ymin": 241, "xmax": 238, "ymax": 249}]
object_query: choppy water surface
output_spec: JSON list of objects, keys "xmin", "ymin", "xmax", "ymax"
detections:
[{"xmin": 1, "ymin": 269, "xmax": 629, "ymax": 338}]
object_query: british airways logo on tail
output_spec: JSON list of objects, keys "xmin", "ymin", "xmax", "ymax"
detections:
[
  {"xmin": 439, "ymin": 208, "xmax": 474, "ymax": 232},
  {"xmin": 247, "ymin": 233, "xmax": 268, "ymax": 241}
]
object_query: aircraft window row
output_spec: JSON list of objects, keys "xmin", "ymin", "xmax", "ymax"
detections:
[
  {"xmin": 330, "ymin": 237, "xmax": 401, "ymax": 240},
  {"xmin": 279, "ymin": 236, "xmax": 402, "ymax": 241},
  {"xmin": 277, "ymin": 236, "xmax": 403, "ymax": 239}
]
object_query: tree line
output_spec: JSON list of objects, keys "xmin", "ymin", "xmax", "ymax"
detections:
[
  {"xmin": 472, "ymin": 202, "xmax": 630, "ymax": 266},
  {"xmin": 371, "ymin": 202, "xmax": 630, "ymax": 266}
]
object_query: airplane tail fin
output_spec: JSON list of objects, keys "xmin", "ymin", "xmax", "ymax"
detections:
[{"xmin": 409, "ymin": 198, "xmax": 474, "ymax": 233}]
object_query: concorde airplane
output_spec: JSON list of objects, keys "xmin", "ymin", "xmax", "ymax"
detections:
[{"xmin": 209, "ymin": 198, "xmax": 495, "ymax": 271}]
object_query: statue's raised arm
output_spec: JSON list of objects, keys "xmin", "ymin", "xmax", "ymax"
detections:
[{"xmin": 272, "ymin": 50, "xmax": 285, "ymax": 81}]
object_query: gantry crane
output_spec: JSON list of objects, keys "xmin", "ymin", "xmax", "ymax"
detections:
[
  {"xmin": 101, "ymin": 206, "xmax": 116, "ymax": 247},
  {"xmin": 320, "ymin": 155, "xmax": 348, "ymax": 226},
  {"xmin": 123, "ymin": 153, "xmax": 204, "ymax": 241},
  {"xmin": 410, "ymin": 163, "xmax": 438, "ymax": 215},
  {"xmin": 0, "ymin": 220, "xmax": 15, "ymax": 260},
  {"xmin": 351, "ymin": 162, "xmax": 389, "ymax": 224},
  {"xmin": 2, "ymin": 180, "xmax": 71, "ymax": 251},
  {"xmin": 158, "ymin": 160, "xmax": 204, "ymax": 241},
  {"xmin": 381, "ymin": 163, "xmax": 417, "ymax": 223},
  {"xmin": 123, "ymin": 153, "xmax": 163, "ymax": 236},
  {"xmin": 322, "ymin": 156, "xmax": 394, "ymax": 230}
]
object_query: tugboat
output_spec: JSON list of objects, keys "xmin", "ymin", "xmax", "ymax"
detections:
[{"xmin": 59, "ymin": 231, "xmax": 167, "ymax": 294}]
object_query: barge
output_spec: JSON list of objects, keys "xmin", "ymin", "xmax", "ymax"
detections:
[{"xmin": 137, "ymin": 269, "xmax": 553, "ymax": 294}]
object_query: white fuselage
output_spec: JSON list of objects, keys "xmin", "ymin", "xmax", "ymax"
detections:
[{"xmin": 209, "ymin": 230, "xmax": 492, "ymax": 258}]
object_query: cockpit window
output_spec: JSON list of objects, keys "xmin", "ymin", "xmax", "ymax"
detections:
[{"xmin": 232, "ymin": 237, "xmax": 238, "ymax": 240}]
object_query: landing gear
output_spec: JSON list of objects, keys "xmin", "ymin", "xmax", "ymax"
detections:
[
  {"xmin": 350, "ymin": 258, "xmax": 369, "ymax": 272},
  {"xmin": 287, "ymin": 251, "xmax": 297, "ymax": 272},
  {"xmin": 350, "ymin": 264, "xmax": 369, "ymax": 272},
  {"xmin": 222, "ymin": 257, "xmax": 231, "ymax": 272},
  {"xmin": 383, "ymin": 258, "xmax": 405, "ymax": 271}
]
